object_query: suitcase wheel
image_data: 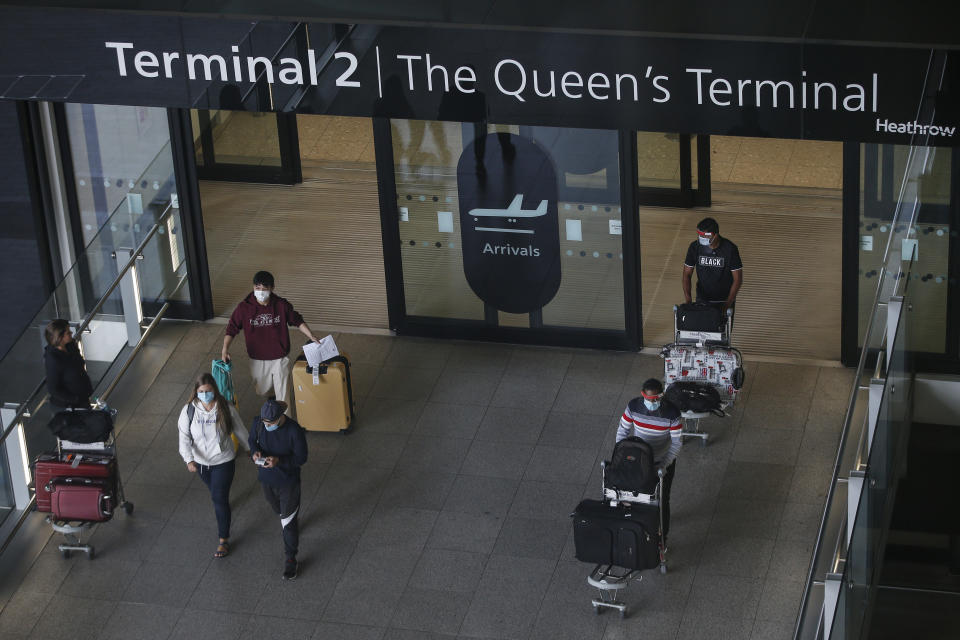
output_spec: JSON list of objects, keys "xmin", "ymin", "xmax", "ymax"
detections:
[
  {"xmin": 61, "ymin": 549, "xmax": 70, "ymax": 559},
  {"xmin": 592, "ymin": 604, "xmax": 601, "ymax": 615},
  {"xmin": 87, "ymin": 547, "xmax": 95, "ymax": 560},
  {"xmin": 660, "ymin": 562, "xmax": 667, "ymax": 574},
  {"xmin": 123, "ymin": 502, "xmax": 134, "ymax": 516}
]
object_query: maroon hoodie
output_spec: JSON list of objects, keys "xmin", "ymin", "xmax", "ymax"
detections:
[{"xmin": 226, "ymin": 293, "xmax": 304, "ymax": 361}]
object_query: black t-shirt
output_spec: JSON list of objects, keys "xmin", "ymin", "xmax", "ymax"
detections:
[{"xmin": 684, "ymin": 237, "xmax": 743, "ymax": 302}]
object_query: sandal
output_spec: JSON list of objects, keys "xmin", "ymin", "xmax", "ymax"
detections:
[{"xmin": 214, "ymin": 540, "xmax": 230, "ymax": 558}]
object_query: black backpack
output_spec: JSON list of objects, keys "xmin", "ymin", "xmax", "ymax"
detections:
[
  {"xmin": 676, "ymin": 302, "xmax": 724, "ymax": 332},
  {"xmin": 605, "ymin": 437, "xmax": 658, "ymax": 495},
  {"xmin": 46, "ymin": 408, "xmax": 114, "ymax": 443},
  {"xmin": 664, "ymin": 381, "xmax": 725, "ymax": 416}
]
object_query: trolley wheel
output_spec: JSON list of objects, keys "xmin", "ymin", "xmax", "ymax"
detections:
[
  {"xmin": 700, "ymin": 438, "xmax": 707, "ymax": 448},
  {"xmin": 123, "ymin": 502, "xmax": 134, "ymax": 516},
  {"xmin": 87, "ymin": 547, "xmax": 95, "ymax": 560},
  {"xmin": 660, "ymin": 563, "xmax": 667, "ymax": 575},
  {"xmin": 620, "ymin": 608, "xmax": 627, "ymax": 619},
  {"xmin": 592, "ymin": 604, "xmax": 601, "ymax": 615},
  {"xmin": 61, "ymin": 549, "xmax": 71, "ymax": 559}
]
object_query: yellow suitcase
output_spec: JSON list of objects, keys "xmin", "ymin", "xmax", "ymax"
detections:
[{"xmin": 292, "ymin": 355, "xmax": 355, "ymax": 432}]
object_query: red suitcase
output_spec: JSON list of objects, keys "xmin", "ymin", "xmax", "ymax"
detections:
[
  {"xmin": 49, "ymin": 477, "xmax": 115, "ymax": 522},
  {"xmin": 33, "ymin": 453, "xmax": 116, "ymax": 513}
]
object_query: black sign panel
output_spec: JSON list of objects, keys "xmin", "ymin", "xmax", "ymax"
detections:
[
  {"xmin": 457, "ymin": 133, "xmax": 561, "ymax": 313},
  {"xmin": 1, "ymin": 7, "xmax": 959, "ymax": 145}
]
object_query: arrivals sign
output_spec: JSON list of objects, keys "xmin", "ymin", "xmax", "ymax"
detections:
[{"xmin": 1, "ymin": 8, "xmax": 958, "ymax": 144}]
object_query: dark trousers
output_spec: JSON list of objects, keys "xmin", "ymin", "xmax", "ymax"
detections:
[
  {"xmin": 198, "ymin": 458, "xmax": 236, "ymax": 539},
  {"xmin": 661, "ymin": 460, "xmax": 677, "ymax": 540},
  {"xmin": 262, "ymin": 481, "xmax": 301, "ymax": 560}
]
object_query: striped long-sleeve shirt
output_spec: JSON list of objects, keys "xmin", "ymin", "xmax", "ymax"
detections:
[{"xmin": 616, "ymin": 398, "xmax": 683, "ymax": 468}]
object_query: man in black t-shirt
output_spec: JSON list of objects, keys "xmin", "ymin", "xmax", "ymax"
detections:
[{"xmin": 682, "ymin": 217, "xmax": 743, "ymax": 314}]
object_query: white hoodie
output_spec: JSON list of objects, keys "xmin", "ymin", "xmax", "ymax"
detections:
[{"xmin": 177, "ymin": 400, "xmax": 249, "ymax": 467}]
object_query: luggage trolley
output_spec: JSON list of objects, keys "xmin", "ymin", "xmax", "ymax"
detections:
[
  {"xmin": 573, "ymin": 439, "xmax": 668, "ymax": 619},
  {"xmin": 663, "ymin": 304, "xmax": 745, "ymax": 445},
  {"xmin": 37, "ymin": 407, "xmax": 134, "ymax": 559}
]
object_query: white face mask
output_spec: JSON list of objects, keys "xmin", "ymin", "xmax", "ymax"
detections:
[
  {"xmin": 253, "ymin": 289, "xmax": 270, "ymax": 303},
  {"xmin": 698, "ymin": 235, "xmax": 712, "ymax": 246}
]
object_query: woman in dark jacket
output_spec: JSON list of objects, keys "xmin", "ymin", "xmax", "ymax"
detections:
[{"xmin": 43, "ymin": 319, "xmax": 93, "ymax": 410}]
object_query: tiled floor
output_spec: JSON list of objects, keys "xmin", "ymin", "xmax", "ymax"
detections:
[{"xmin": 0, "ymin": 322, "xmax": 853, "ymax": 640}]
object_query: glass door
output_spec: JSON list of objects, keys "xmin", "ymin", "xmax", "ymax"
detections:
[
  {"xmin": 191, "ymin": 109, "xmax": 301, "ymax": 184},
  {"xmin": 635, "ymin": 132, "xmax": 710, "ymax": 208}
]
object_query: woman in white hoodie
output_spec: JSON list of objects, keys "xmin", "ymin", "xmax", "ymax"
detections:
[{"xmin": 178, "ymin": 372, "xmax": 248, "ymax": 558}]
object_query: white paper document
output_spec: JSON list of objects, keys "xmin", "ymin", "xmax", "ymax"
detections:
[{"xmin": 303, "ymin": 335, "xmax": 340, "ymax": 368}]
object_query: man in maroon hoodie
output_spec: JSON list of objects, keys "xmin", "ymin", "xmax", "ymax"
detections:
[{"xmin": 222, "ymin": 271, "xmax": 321, "ymax": 411}]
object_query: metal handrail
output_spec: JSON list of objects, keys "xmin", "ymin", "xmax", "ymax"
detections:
[{"xmin": 0, "ymin": 203, "xmax": 174, "ymax": 448}]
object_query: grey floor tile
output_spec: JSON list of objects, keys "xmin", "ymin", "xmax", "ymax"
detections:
[
  {"xmin": 167, "ymin": 607, "xmax": 250, "ymax": 640},
  {"xmin": 756, "ymin": 578, "xmax": 804, "ymax": 624},
  {"xmin": 475, "ymin": 406, "xmax": 546, "ymax": 444},
  {"xmin": 552, "ymin": 380, "xmax": 625, "ymax": 416},
  {"xmin": 427, "ymin": 511, "xmax": 505, "ymax": 554},
  {"xmin": 565, "ymin": 351, "xmax": 634, "ymax": 385},
  {"xmin": 305, "ymin": 432, "xmax": 345, "ymax": 464},
  {"xmin": 411, "ymin": 549, "xmax": 487, "ymax": 593},
  {"xmin": 414, "ymin": 403, "xmax": 486, "ymax": 440},
  {"xmin": 804, "ymin": 403, "xmax": 845, "ymax": 432},
  {"xmin": 685, "ymin": 572, "xmax": 763, "ymax": 620},
  {"xmin": 797, "ymin": 429, "xmax": 842, "ymax": 466},
  {"xmin": 128, "ymin": 447, "xmax": 197, "ymax": 489},
  {"xmin": 338, "ymin": 544, "xmax": 422, "ymax": 590},
  {"xmin": 739, "ymin": 393, "xmax": 812, "ymax": 431},
  {"xmin": 787, "ymin": 464, "xmax": 833, "ymax": 505},
  {"xmin": 168, "ymin": 486, "xmax": 219, "ymax": 528},
  {"xmin": 377, "ymin": 470, "xmax": 456, "ymax": 511},
  {"xmin": 539, "ymin": 412, "xmax": 612, "ymax": 451},
  {"xmin": 334, "ymin": 334, "xmax": 395, "ymax": 365},
  {"xmin": 239, "ymin": 615, "xmax": 318, "ymax": 640},
  {"xmin": 385, "ymin": 629, "xmax": 457, "ymax": 640},
  {"xmin": 0, "ymin": 589, "xmax": 51, "ymax": 637},
  {"xmin": 187, "ymin": 560, "xmax": 267, "ymax": 613},
  {"xmin": 625, "ymin": 353, "xmax": 668, "ymax": 386},
  {"xmin": 359, "ymin": 507, "xmax": 438, "ymax": 550},
  {"xmin": 750, "ymin": 619, "xmax": 796, "ymax": 640},
  {"xmin": 147, "ymin": 523, "xmax": 217, "ymax": 568},
  {"xmin": 718, "ymin": 461, "xmax": 795, "ymax": 502},
  {"xmin": 443, "ymin": 476, "xmax": 519, "ymax": 518},
  {"xmin": 677, "ymin": 613, "xmax": 755, "ymax": 640},
  {"xmin": 29, "ymin": 595, "xmax": 115, "ymax": 640},
  {"xmin": 390, "ymin": 587, "xmax": 472, "ymax": 635},
  {"xmin": 509, "ymin": 481, "xmax": 587, "ymax": 521},
  {"xmin": 57, "ymin": 558, "xmax": 140, "ymax": 600},
  {"xmin": 766, "ymin": 538, "xmax": 815, "ymax": 583},
  {"xmin": 98, "ymin": 602, "xmax": 181, "ymax": 640},
  {"xmin": 751, "ymin": 363, "xmax": 820, "ymax": 396},
  {"xmin": 11, "ymin": 554, "xmax": 70, "ymax": 595},
  {"xmin": 355, "ymin": 397, "xmax": 426, "ymax": 436},
  {"xmin": 709, "ymin": 497, "xmax": 785, "ymax": 540},
  {"xmin": 396, "ymin": 436, "xmax": 472, "ymax": 475},
  {"xmin": 460, "ymin": 440, "xmax": 534, "ymax": 480},
  {"xmin": 370, "ymin": 367, "xmax": 441, "ymax": 401},
  {"xmin": 492, "ymin": 517, "xmax": 569, "ymax": 560},
  {"xmin": 813, "ymin": 367, "xmax": 855, "ymax": 409},
  {"xmin": 322, "ymin": 584, "xmax": 404, "ymax": 627},
  {"xmin": 523, "ymin": 445, "xmax": 596, "ymax": 484},
  {"xmin": 528, "ymin": 597, "xmax": 607, "ymax": 640},
  {"xmin": 506, "ymin": 347, "xmax": 573, "ymax": 379},
  {"xmin": 489, "ymin": 375, "xmax": 562, "ymax": 410},
  {"xmin": 135, "ymin": 380, "xmax": 191, "ymax": 415},
  {"xmin": 731, "ymin": 427, "xmax": 804, "ymax": 465},
  {"xmin": 444, "ymin": 343, "xmax": 513, "ymax": 374},
  {"xmin": 778, "ymin": 502, "xmax": 823, "ymax": 543},
  {"xmin": 333, "ymin": 431, "xmax": 409, "ymax": 469},
  {"xmin": 459, "ymin": 555, "xmax": 556, "ymax": 640},
  {"xmin": 121, "ymin": 560, "xmax": 206, "ymax": 608},
  {"xmin": 601, "ymin": 610, "xmax": 683, "ymax": 640},
  {"xmin": 313, "ymin": 622, "xmax": 386, "ymax": 640},
  {"xmin": 385, "ymin": 338, "xmax": 454, "ymax": 369},
  {"xmin": 429, "ymin": 370, "xmax": 502, "ymax": 406},
  {"xmin": 347, "ymin": 362, "xmax": 380, "ymax": 400},
  {"xmin": 696, "ymin": 533, "xmax": 775, "ymax": 579}
]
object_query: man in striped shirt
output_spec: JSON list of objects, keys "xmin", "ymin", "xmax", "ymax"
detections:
[{"xmin": 616, "ymin": 378, "xmax": 682, "ymax": 538}]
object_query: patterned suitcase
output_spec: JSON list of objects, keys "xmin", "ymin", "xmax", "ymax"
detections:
[
  {"xmin": 33, "ymin": 453, "xmax": 116, "ymax": 513},
  {"xmin": 662, "ymin": 344, "xmax": 744, "ymax": 405}
]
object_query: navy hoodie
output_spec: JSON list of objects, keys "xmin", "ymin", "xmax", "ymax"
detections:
[
  {"xmin": 248, "ymin": 416, "xmax": 308, "ymax": 486},
  {"xmin": 44, "ymin": 343, "xmax": 93, "ymax": 408}
]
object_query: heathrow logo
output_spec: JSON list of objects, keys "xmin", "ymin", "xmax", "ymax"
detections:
[{"xmin": 457, "ymin": 133, "xmax": 561, "ymax": 314}]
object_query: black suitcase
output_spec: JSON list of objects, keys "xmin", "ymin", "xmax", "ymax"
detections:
[
  {"xmin": 676, "ymin": 302, "xmax": 724, "ymax": 332},
  {"xmin": 572, "ymin": 499, "xmax": 660, "ymax": 570}
]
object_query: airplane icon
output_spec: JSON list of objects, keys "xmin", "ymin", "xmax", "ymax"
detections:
[{"xmin": 469, "ymin": 194, "xmax": 548, "ymax": 219}]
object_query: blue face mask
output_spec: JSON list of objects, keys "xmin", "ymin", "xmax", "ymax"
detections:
[
  {"xmin": 264, "ymin": 421, "xmax": 280, "ymax": 432},
  {"xmin": 643, "ymin": 399, "xmax": 661, "ymax": 411},
  {"xmin": 197, "ymin": 391, "xmax": 214, "ymax": 404}
]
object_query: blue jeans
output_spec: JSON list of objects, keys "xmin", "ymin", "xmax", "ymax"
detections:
[{"xmin": 198, "ymin": 458, "xmax": 235, "ymax": 539}]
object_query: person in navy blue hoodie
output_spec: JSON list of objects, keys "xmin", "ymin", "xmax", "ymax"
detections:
[{"xmin": 249, "ymin": 399, "xmax": 308, "ymax": 580}]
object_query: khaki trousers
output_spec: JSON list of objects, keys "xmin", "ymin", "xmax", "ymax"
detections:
[{"xmin": 250, "ymin": 356, "xmax": 293, "ymax": 415}]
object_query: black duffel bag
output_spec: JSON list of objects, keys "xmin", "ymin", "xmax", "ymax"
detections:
[
  {"xmin": 664, "ymin": 382, "xmax": 725, "ymax": 416},
  {"xmin": 47, "ymin": 409, "xmax": 114, "ymax": 443},
  {"xmin": 676, "ymin": 302, "xmax": 724, "ymax": 332}
]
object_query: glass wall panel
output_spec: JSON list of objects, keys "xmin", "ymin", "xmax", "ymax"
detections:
[
  {"xmin": 192, "ymin": 110, "xmax": 282, "ymax": 167},
  {"xmin": 858, "ymin": 144, "xmax": 950, "ymax": 354},
  {"xmin": 392, "ymin": 120, "xmax": 625, "ymax": 331},
  {"xmin": 65, "ymin": 104, "xmax": 173, "ymax": 247},
  {"xmin": 637, "ymin": 132, "xmax": 680, "ymax": 189}
]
